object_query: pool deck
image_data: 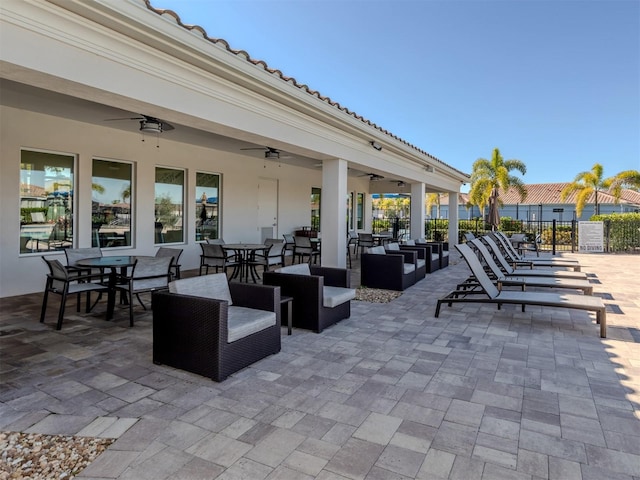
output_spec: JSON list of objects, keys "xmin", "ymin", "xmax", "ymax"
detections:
[{"xmin": 1, "ymin": 251, "xmax": 638, "ymax": 479}]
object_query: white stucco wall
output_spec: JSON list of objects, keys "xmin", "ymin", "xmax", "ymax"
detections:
[{"xmin": 1, "ymin": 106, "xmax": 374, "ymax": 297}]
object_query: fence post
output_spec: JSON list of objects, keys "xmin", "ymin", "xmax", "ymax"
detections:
[
  {"xmin": 605, "ymin": 219, "xmax": 610, "ymax": 253},
  {"xmin": 571, "ymin": 220, "xmax": 576, "ymax": 253},
  {"xmin": 552, "ymin": 219, "xmax": 556, "ymax": 255}
]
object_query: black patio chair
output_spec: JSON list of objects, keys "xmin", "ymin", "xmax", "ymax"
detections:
[{"xmin": 40, "ymin": 257, "xmax": 109, "ymax": 330}]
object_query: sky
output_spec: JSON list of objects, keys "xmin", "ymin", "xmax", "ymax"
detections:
[{"xmin": 155, "ymin": 0, "xmax": 640, "ymax": 187}]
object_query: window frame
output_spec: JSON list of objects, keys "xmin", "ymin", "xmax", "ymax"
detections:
[
  {"xmin": 91, "ymin": 157, "xmax": 134, "ymax": 249},
  {"xmin": 154, "ymin": 165, "xmax": 186, "ymax": 245},
  {"xmin": 195, "ymin": 170, "xmax": 222, "ymax": 242},
  {"xmin": 19, "ymin": 148, "xmax": 76, "ymax": 256}
]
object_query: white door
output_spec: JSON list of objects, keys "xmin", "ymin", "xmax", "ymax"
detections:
[{"xmin": 258, "ymin": 178, "xmax": 278, "ymax": 241}]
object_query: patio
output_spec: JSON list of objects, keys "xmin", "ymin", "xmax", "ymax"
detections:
[{"xmin": 1, "ymin": 252, "xmax": 639, "ymax": 479}]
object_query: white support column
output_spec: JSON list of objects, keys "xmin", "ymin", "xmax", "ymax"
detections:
[
  {"xmin": 448, "ymin": 191, "xmax": 459, "ymax": 249},
  {"xmin": 320, "ymin": 158, "xmax": 347, "ymax": 267},
  {"xmin": 410, "ymin": 182, "xmax": 426, "ymax": 240}
]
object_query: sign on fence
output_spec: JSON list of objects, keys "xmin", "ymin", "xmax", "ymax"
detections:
[{"xmin": 578, "ymin": 221, "xmax": 604, "ymax": 253}]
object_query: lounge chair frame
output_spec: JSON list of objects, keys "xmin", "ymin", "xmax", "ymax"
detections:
[
  {"xmin": 435, "ymin": 244, "xmax": 606, "ymax": 337},
  {"xmin": 467, "ymin": 238, "xmax": 594, "ymax": 294}
]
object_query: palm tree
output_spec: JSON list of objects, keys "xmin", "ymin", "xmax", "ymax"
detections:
[
  {"xmin": 425, "ymin": 193, "xmax": 441, "ymax": 218},
  {"xmin": 605, "ymin": 169, "xmax": 640, "ymax": 202},
  {"xmin": 561, "ymin": 163, "xmax": 611, "ymax": 217},
  {"xmin": 468, "ymin": 148, "xmax": 527, "ymax": 216}
]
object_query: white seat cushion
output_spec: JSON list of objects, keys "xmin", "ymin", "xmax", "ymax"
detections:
[
  {"xmin": 403, "ymin": 263, "xmax": 416, "ymax": 274},
  {"xmin": 416, "ymin": 259, "xmax": 425, "ymax": 268},
  {"xmin": 275, "ymin": 263, "xmax": 311, "ymax": 275},
  {"xmin": 432, "ymin": 254, "xmax": 439, "ymax": 262},
  {"xmin": 323, "ymin": 286, "xmax": 356, "ymax": 308},
  {"xmin": 169, "ymin": 273, "xmax": 233, "ymax": 305},
  {"xmin": 366, "ymin": 246, "xmax": 386, "ymax": 255},
  {"xmin": 386, "ymin": 242, "xmax": 400, "ymax": 250},
  {"xmin": 227, "ymin": 306, "xmax": 276, "ymax": 343}
]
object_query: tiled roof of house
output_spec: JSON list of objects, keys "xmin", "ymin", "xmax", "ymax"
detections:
[
  {"xmin": 500, "ymin": 183, "xmax": 640, "ymax": 206},
  {"xmin": 142, "ymin": 1, "xmax": 461, "ymax": 174},
  {"xmin": 438, "ymin": 184, "xmax": 640, "ymax": 207},
  {"xmin": 20, "ymin": 183, "xmax": 47, "ymax": 198}
]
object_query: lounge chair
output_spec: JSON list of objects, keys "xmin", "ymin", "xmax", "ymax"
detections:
[
  {"xmin": 467, "ymin": 238, "xmax": 594, "ymax": 294},
  {"xmin": 482, "ymin": 236, "xmax": 588, "ymax": 280},
  {"xmin": 491, "ymin": 232, "xmax": 580, "ymax": 271},
  {"xmin": 435, "ymin": 244, "xmax": 606, "ymax": 338}
]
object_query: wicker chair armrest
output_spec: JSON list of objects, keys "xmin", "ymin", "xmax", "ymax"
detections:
[
  {"xmin": 384, "ymin": 249, "xmax": 417, "ymax": 264},
  {"xmin": 309, "ymin": 266, "xmax": 350, "ymax": 288},
  {"xmin": 263, "ymin": 271, "xmax": 323, "ymax": 304},
  {"xmin": 397, "ymin": 245, "xmax": 431, "ymax": 260},
  {"xmin": 229, "ymin": 282, "xmax": 280, "ymax": 313},
  {"xmin": 423, "ymin": 241, "xmax": 444, "ymax": 255}
]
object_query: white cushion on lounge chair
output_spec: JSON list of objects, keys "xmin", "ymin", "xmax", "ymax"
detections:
[
  {"xmin": 227, "ymin": 307, "xmax": 276, "ymax": 343},
  {"xmin": 323, "ymin": 286, "xmax": 356, "ymax": 308},
  {"xmin": 366, "ymin": 246, "xmax": 386, "ymax": 255},
  {"xmin": 386, "ymin": 242, "xmax": 400, "ymax": 250},
  {"xmin": 416, "ymin": 259, "xmax": 426, "ymax": 269},
  {"xmin": 275, "ymin": 263, "xmax": 311, "ymax": 275},
  {"xmin": 404, "ymin": 239, "xmax": 416, "ymax": 245},
  {"xmin": 169, "ymin": 273, "xmax": 233, "ymax": 305}
]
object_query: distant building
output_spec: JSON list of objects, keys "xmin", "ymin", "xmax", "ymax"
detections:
[{"xmin": 429, "ymin": 183, "xmax": 640, "ymax": 222}]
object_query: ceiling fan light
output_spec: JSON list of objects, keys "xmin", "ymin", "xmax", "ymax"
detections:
[
  {"xmin": 140, "ymin": 120, "xmax": 162, "ymax": 133},
  {"xmin": 265, "ymin": 150, "xmax": 280, "ymax": 159}
]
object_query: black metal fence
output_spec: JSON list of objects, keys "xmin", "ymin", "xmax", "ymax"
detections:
[{"xmin": 425, "ymin": 218, "xmax": 640, "ymax": 253}]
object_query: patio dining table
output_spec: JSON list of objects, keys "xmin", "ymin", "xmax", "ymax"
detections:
[
  {"xmin": 222, "ymin": 244, "xmax": 267, "ymax": 283},
  {"xmin": 75, "ymin": 255, "xmax": 149, "ymax": 320}
]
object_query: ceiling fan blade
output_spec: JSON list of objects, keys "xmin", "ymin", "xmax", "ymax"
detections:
[{"xmin": 104, "ymin": 117, "xmax": 145, "ymax": 121}]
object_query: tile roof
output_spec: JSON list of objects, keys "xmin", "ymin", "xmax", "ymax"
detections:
[
  {"xmin": 142, "ymin": 1, "xmax": 459, "ymax": 173},
  {"xmin": 500, "ymin": 183, "xmax": 640, "ymax": 206},
  {"xmin": 437, "ymin": 184, "xmax": 640, "ymax": 207}
]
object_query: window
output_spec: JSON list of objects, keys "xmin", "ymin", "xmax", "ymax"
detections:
[
  {"xmin": 311, "ymin": 187, "xmax": 321, "ymax": 231},
  {"xmin": 20, "ymin": 150, "xmax": 74, "ymax": 254},
  {"xmin": 155, "ymin": 167, "xmax": 185, "ymax": 244},
  {"xmin": 92, "ymin": 159, "xmax": 132, "ymax": 248},
  {"xmin": 347, "ymin": 192, "xmax": 354, "ymax": 230},
  {"xmin": 196, "ymin": 172, "xmax": 220, "ymax": 241},
  {"xmin": 356, "ymin": 193, "xmax": 364, "ymax": 229}
]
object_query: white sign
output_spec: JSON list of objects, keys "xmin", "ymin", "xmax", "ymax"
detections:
[{"xmin": 578, "ymin": 221, "xmax": 604, "ymax": 253}]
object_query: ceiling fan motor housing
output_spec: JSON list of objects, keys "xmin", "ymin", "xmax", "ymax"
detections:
[{"xmin": 140, "ymin": 119, "xmax": 162, "ymax": 133}]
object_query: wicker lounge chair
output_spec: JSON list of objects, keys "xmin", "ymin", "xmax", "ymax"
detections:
[
  {"xmin": 435, "ymin": 244, "xmax": 606, "ymax": 337},
  {"xmin": 467, "ymin": 238, "xmax": 594, "ymax": 295},
  {"xmin": 263, "ymin": 263, "xmax": 355, "ymax": 333},
  {"xmin": 385, "ymin": 242, "xmax": 427, "ymax": 280},
  {"xmin": 400, "ymin": 240, "xmax": 440, "ymax": 273},
  {"xmin": 152, "ymin": 274, "xmax": 281, "ymax": 381},
  {"xmin": 360, "ymin": 245, "xmax": 417, "ymax": 291},
  {"xmin": 414, "ymin": 238, "xmax": 449, "ymax": 269}
]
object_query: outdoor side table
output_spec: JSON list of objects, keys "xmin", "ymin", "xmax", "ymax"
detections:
[{"xmin": 280, "ymin": 295, "xmax": 293, "ymax": 335}]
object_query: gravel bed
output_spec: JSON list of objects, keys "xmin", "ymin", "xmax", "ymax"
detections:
[
  {"xmin": 0, "ymin": 431, "xmax": 114, "ymax": 479},
  {"xmin": 355, "ymin": 286, "xmax": 402, "ymax": 303}
]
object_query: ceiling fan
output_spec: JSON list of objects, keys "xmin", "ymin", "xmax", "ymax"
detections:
[
  {"xmin": 104, "ymin": 114, "xmax": 175, "ymax": 134},
  {"xmin": 359, "ymin": 173, "xmax": 385, "ymax": 181},
  {"xmin": 240, "ymin": 146, "xmax": 286, "ymax": 159}
]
